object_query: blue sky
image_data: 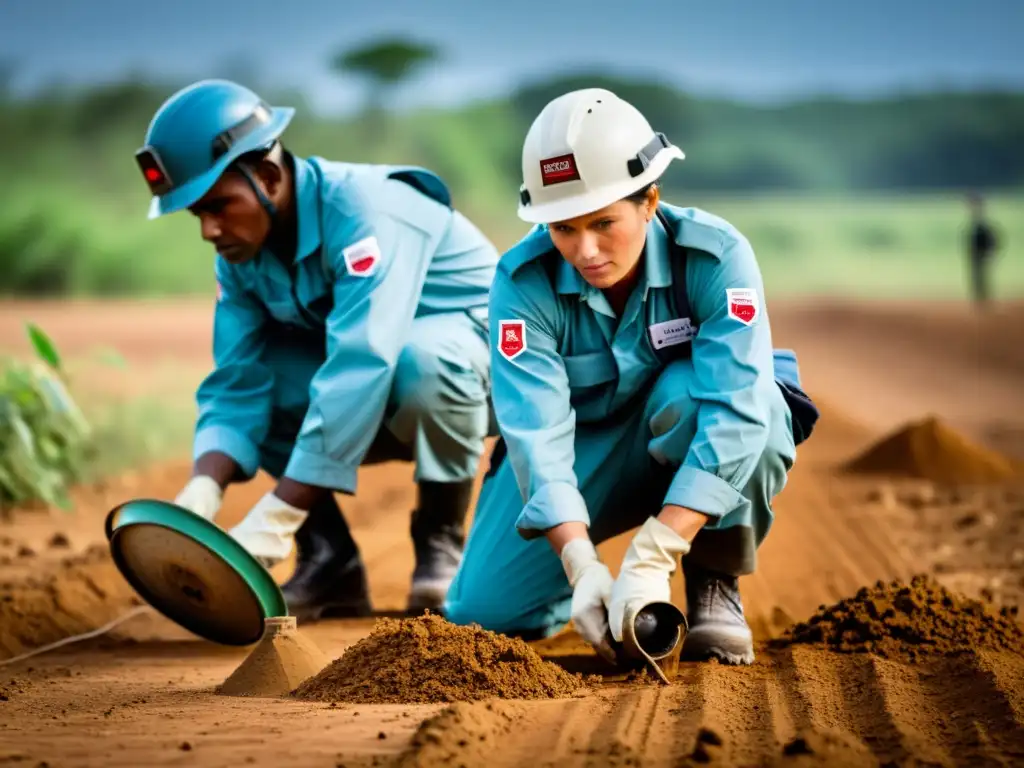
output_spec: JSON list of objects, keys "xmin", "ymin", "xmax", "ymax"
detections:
[{"xmin": 2, "ymin": 0, "xmax": 1022, "ymax": 114}]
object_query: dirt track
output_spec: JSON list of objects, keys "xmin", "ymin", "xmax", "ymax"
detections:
[{"xmin": 1, "ymin": 298, "xmax": 1023, "ymax": 767}]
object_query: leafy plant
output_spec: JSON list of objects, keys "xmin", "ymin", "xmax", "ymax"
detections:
[{"xmin": 0, "ymin": 323, "xmax": 92, "ymax": 514}]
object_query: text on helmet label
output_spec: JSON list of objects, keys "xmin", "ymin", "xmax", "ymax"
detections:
[{"xmin": 540, "ymin": 153, "xmax": 581, "ymax": 186}]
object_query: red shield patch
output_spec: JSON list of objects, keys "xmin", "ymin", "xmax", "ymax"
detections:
[
  {"xmin": 348, "ymin": 255, "xmax": 376, "ymax": 274},
  {"xmin": 726, "ymin": 288, "xmax": 759, "ymax": 326},
  {"xmin": 343, "ymin": 236, "xmax": 381, "ymax": 278},
  {"xmin": 498, "ymin": 319, "xmax": 527, "ymax": 360}
]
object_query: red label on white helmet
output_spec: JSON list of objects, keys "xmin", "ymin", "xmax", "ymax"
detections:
[{"xmin": 540, "ymin": 154, "xmax": 581, "ymax": 186}]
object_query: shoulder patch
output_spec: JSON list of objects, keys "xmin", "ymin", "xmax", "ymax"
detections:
[
  {"xmin": 497, "ymin": 319, "xmax": 527, "ymax": 360},
  {"xmin": 343, "ymin": 236, "xmax": 381, "ymax": 277},
  {"xmin": 726, "ymin": 288, "xmax": 760, "ymax": 326}
]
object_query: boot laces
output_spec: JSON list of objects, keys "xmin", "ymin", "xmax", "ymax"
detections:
[{"xmin": 690, "ymin": 569, "xmax": 745, "ymax": 620}]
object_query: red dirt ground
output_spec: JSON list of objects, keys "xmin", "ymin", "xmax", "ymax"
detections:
[{"xmin": 1, "ymin": 298, "xmax": 1022, "ymax": 768}]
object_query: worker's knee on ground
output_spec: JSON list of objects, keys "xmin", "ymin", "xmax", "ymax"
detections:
[
  {"xmin": 443, "ymin": 591, "xmax": 526, "ymax": 633},
  {"xmin": 444, "ymin": 549, "xmax": 571, "ymax": 635}
]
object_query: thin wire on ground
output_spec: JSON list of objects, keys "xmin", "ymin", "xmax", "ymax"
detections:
[{"xmin": 0, "ymin": 605, "xmax": 153, "ymax": 668}]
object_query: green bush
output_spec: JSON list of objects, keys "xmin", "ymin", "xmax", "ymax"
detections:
[{"xmin": 0, "ymin": 324, "xmax": 93, "ymax": 514}]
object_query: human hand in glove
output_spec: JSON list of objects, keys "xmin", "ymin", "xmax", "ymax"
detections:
[
  {"xmin": 608, "ymin": 516, "xmax": 691, "ymax": 643},
  {"xmin": 560, "ymin": 538, "xmax": 617, "ymax": 664},
  {"xmin": 228, "ymin": 492, "xmax": 309, "ymax": 570},
  {"xmin": 173, "ymin": 475, "xmax": 223, "ymax": 522}
]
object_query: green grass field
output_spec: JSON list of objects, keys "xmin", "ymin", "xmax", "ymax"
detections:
[
  {"xmin": 695, "ymin": 192, "xmax": 1024, "ymax": 299},
  {"xmin": 4, "ymin": 189, "xmax": 1021, "ymax": 507},
  {"xmin": 2, "ymin": 183, "xmax": 1021, "ymax": 301}
]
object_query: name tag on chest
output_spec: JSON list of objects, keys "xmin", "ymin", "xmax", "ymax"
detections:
[{"xmin": 648, "ymin": 317, "xmax": 697, "ymax": 350}]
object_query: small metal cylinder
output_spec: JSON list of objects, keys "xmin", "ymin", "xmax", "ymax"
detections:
[{"xmin": 264, "ymin": 615, "xmax": 297, "ymax": 636}]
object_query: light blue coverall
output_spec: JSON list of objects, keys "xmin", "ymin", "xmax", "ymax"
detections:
[
  {"xmin": 191, "ymin": 155, "xmax": 499, "ymax": 491},
  {"xmin": 444, "ymin": 203, "xmax": 800, "ymax": 636}
]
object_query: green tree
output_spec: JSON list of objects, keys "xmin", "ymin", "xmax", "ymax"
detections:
[{"xmin": 330, "ymin": 37, "xmax": 442, "ymax": 145}]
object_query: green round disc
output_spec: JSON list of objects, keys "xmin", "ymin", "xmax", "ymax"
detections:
[{"xmin": 104, "ymin": 498, "xmax": 288, "ymax": 646}]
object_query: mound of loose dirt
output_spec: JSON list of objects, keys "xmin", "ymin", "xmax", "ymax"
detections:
[
  {"xmin": 396, "ymin": 700, "xmax": 525, "ymax": 768},
  {"xmin": 217, "ymin": 617, "xmax": 329, "ymax": 698},
  {"xmin": 773, "ymin": 574, "xmax": 1024, "ymax": 662},
  {"xmin": 292, "ymin": 613, "xmax": 587, "ymax": 704},
  {"xmin": 0, "ymin": 546, "xmax": 142, "ymax": 661},
  {"xmin": 842, "ymin": 416, "xmax": 1018, "ymax": 484}
]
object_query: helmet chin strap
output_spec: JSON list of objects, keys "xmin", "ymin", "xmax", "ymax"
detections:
[
  {"xmin": 234, "ymin": 163, "xmax": 279, "ymax": 222},
  {"xmin": 233, "ymin": 162, "xmax": 285, "ymax": 260}
]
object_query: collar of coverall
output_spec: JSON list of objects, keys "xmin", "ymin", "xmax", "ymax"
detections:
[
  {"xmin": 555, "ymin": 212, "xmax": 673, "ymax": 298},
  {"xmin": 284, "ymin": 153, "xmax": 323, "ymax": 264}
]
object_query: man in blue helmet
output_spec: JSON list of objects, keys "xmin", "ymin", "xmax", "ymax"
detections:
[{"xmin": 137, "ymin": 79, "xmax": 499, "ymax": 621}]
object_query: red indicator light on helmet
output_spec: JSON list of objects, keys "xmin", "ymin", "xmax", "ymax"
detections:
[{"xmin": 135, "ymin": 146, "xmax": 174, "ymax": 195}]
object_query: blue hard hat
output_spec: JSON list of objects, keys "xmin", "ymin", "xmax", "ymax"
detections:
[{"xmin": 135, "ymin": 79, "xmax": 295, "ymax": 220}]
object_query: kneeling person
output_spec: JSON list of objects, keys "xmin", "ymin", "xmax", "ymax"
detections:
[
  {"xmin": 444, "ymin": 89, "xmax": 817, "ymax": 665},
  {"xmin": 136, "ymin": 80, "xmax": 499, "ymax": 620}
]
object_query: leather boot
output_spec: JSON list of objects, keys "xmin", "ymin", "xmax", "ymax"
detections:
[
  {"xmin": 407, "ymin": 480, "xmax": 472, "ymax": 615},
  {"xmin": 681, "ymin": 560, "xmax": 755, "ymax": 665},
  {"xmin": 280, "ymin": 495, "xmax": 372, "ymax": 623}
]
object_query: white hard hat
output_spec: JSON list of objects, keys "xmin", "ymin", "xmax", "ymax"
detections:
[{"xmin": 517, "ymin": 88, "xmax": 684, "ymax": 224}]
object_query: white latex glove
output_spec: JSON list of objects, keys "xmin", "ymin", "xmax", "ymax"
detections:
[
  {"xmin": 173, "ymin": 475, "xmax": 223, "ymax": 522},
  {"xmin": 227, "ymin": 492, "xmax": 309, "ymax": 569},
  {"xmin": 561, "ymin": 538, "xmax": 617, "ymax": 664},
  {"xmin": 608, "ymin": 516, "xmax": 691, "ymax": 643}
]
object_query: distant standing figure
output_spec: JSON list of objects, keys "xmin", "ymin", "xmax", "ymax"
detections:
[{"xmin": 966, "ymin": 194, "xmax": 999, "ymax": 307}]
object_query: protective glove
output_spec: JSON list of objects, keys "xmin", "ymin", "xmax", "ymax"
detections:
[
  {"xmin": 608, "ymin": 516, "xmax": 691, "ymax": 643},
  {"xmin": 560, "ymin": 538, "xmax": 616, "ymax": 664},
  {"xmin": 227, "ymin": 492, "xmax": 309, "ymax": 570},
  {"xmin": 173, "ymin": 475, "xmax": 223, "ymax": 522}
]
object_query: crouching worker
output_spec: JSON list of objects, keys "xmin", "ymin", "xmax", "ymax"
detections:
[
  {"xmin": 443, "ymin": 89, "xmax": 818, "ymax": 665},
  {"xmin": 135, "ymin": 80, "xmax": 498, "ymax": 620}
]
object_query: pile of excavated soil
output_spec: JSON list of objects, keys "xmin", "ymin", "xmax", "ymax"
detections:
[
  {"xmin": 0, "ymin": 545, "xmax": 142, "ymax": 661},
  {"xmin": 218, "ymin": 617, "xmax": 329, "ymax": 698},
  {"xmin": 396, "ymin": 700, "xmax": 525, "ymax": 768},
  {"xmin": 773, "ymin": 574, "xmax": 1024, "ymax": 662},
  {"xmin": 842, "ymin": 416, "xmax": 1018, "ymax": 484},
  {"xmin": 292, "ymin": 613, "xmax": 587, "ymax": 704}
]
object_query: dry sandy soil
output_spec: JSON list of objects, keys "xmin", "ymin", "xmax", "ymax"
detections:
[{"xmin": 1, "ymin": 298, "xmax": 1023, "ymax": 768}]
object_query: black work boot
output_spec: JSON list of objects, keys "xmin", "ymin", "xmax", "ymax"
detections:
[
  {"xmin": 280, "ymin": 496, "xmax": 372, "ymax": 623},
  {"xmin": 681, "ymin": 560, "xmax": 755, "ymax": 665},
  {"xmin": 407, "ymin": 480, "xmax": 472, "ymax": 615}
]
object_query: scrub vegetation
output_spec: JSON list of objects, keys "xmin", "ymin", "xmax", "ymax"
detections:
[
  {"xmin": 0, "ymin": 325, "xmax": 90, "ymax": 513},
  {"xmin": 0, "ymin": 70, "xmax": 1022, "ymax": 300}
]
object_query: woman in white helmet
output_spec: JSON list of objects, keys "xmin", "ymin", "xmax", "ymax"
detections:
[{"xmin": 443, "ymin": 89, "xmax": 817, "ymax": 666}]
